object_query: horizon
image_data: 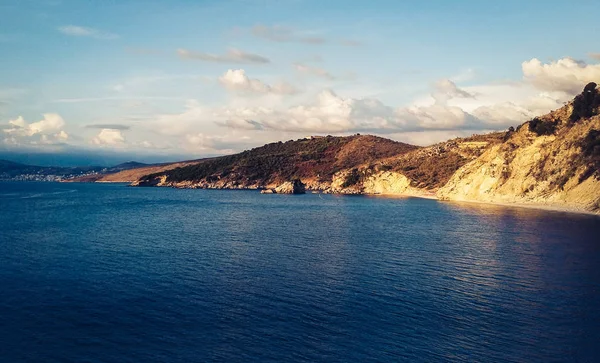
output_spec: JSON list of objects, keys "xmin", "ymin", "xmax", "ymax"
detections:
[{"xmin": 1, "ymin": 0, "xmax": 600, "ymax": 164}]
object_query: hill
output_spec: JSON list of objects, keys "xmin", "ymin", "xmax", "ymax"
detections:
[
  {"xmin": 135, "ymin": 135, "xmax": 418, "ymax": 189},
  {"xmin": 100, "ymin": 82, "xmax": 600, "ymax": 213}
]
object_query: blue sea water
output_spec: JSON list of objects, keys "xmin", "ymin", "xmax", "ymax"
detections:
[{"xmin": 1, "ymin": 181, "xmax": 599, "ymax": 363}]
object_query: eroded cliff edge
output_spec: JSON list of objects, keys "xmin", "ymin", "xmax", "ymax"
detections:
[{"xmin": 438, "ymin": 83, "xmax": 600, "ymax": 213}]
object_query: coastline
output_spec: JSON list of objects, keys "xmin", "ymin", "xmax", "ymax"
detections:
[
  {"xmin": 123, "ymin": 181, "xmax": 600, "ymax": 216},
  {"xmin": 397, "ymin": 193, "xmax": 600, "ymax": 216}
]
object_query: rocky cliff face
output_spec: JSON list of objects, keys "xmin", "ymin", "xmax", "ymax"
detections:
[{"xmin": 438, "ymin": 83, "xmax": 600, "ymax": 213}]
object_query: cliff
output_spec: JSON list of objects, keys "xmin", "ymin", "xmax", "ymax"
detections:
[{"xmin": 438, "ymin": 83, "xmax": 600, "ymax": 213}]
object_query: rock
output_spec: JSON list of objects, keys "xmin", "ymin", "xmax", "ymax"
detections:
[
  {"xmin": 274, "ymin": 179, "xmax": 306, "ymax": 194},
  {"xmin": 131, "ymin": 174, "xmax": 169, "ymax": 187},
  {"xmin": 260, "ymin": 189, "xmax": 275, "ymax": 194}
]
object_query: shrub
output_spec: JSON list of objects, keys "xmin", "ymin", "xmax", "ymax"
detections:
[
  {"xmin": 570, "ymin": 82, "xmax": 600, "ymax": 122},
  {"xmin": 342, "ymin": 168, "xmax": 361, "ymax": 188},
  {"xmin": 528, "ymin": 118, "xmax": 556, "ymax": 136}
]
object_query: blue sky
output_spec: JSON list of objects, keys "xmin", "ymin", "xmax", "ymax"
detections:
[{"xmin": 1, "ymin": 0, "xmax": 599, "ymax": 164}]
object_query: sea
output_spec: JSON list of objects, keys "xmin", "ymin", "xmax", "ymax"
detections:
[{"xmin": 1, "ymin": 181, "xmax": 599, "ymax": 362}]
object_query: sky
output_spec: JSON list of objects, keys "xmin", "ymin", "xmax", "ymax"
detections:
[{"xmin": 1, "ymin": 0, "xmax": 600, "ymax": 165}]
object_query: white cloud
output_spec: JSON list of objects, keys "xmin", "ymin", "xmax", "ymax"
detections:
[
  {"xmin": 216, "ymin": 88, "xmax": 482, "ymax": 134},
  {"xmin": 219, "ymin": 69, "xmax": 297, "ymax": 95},
  {"xmin": 590, "ymin": 53, "xmax": 600, "ymax": 61},
  {"xmin": 91, "ymin": 129, "xmax": 125, "ymax": 145},
  {"xmin": 2, "ymin": 114, "xmax": 69, "ymax": 146},
  {"xmin": 4, "ymin": 114, "xmax": 66, "ymax": 137},
  {"xmin": 177, "ymin": 48, "xmax": 269, "ymax": 64},
  {"xmin": 522, "ymin": 57, "xmax": 600, "ymax": 94},
  {"xmin": 471, "ymin": 102, "xmax": 533, "ymax": 126},
  {"xmin": 58, "ymin": 25, "xmax": 119, "ymax": 40},
  {"xmin": 55, "ymin": 130, "xmax": 69, "ymax": 141}
]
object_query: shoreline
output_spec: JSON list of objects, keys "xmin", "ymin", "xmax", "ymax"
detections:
[
  {"xmin": 123, "ymin": 182, "xmax": 600, "ymax": 216},
  {"xmin": 56, "ymin": 179, "xmax": 600, "ymax": 216},
  {"xmin": 400, "ymin": 194, "xmax": 600, "ymax": 216}
]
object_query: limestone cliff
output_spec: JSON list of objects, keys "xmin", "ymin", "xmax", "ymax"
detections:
[{"xmin": 438, "ymin": 83, "xmax": 600, "ymax": 213}]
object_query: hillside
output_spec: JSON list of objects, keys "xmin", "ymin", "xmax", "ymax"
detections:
[
  {"xmin": 71, "ymin": 160, "xmax": 200, "ymax": 182},
  {"xmin": 135, "ymin": 135, "xmax": 418, "ymax": 189}
]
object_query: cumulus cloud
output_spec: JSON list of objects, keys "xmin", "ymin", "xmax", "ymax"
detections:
[
  {"xmin": 2, "ymin": 114, "xmax": 69, "ymax": 146},
  {"xmin": 4, "ymin": 114, "xmax": 66, "ymax": 137},
  {"xmin": 219, "ymin": 69, "xmax": 297, "ymax": 95},
  {"xmin": 58, "ymin": 25, "xmax": 119, "ymax": 40},
  {"xmin": 177, "ymin": 48, "xmax": 270, "ymax": 64},
  {"xmin": 522, "ymin": 57, "xmax": 600, "ymax": 94},
  {"xmin": 471, "ymin": 102, "xmax": 533, "ymax": 126},
  {"xmin": 589, "ymin": 53, "xmax": 600, "ymax": 61},
  {"xmin": 294, "ymin": 63, "xmax": 335, "ymax": 80},
  {"xmin": 91, "ymin": 129, "xmax": 125, "ymax": 145},
  {"xmin": 216, "ymin": 88, "xmax": 483, "ymax": 134}
]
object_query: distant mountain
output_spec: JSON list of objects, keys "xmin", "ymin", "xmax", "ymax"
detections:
[
  {"xmin": 106, "ymin": 161, "xmax": 148, "ymax": 172},
  {"xmin": 0, "ymin": 160, "xmax": 148, "ymax": 182}
]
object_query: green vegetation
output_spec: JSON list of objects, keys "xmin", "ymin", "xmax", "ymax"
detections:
[
  {"xmin": 528, "ymin": 118, "xmax": 557, "ymax": 136},
  {"xmin": 342, "ymin": 168, "xmax": 361, "ymax": 188}
]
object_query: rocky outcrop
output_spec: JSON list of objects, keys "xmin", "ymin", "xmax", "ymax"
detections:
[
  {"xmin": 131, "ymin": 174, "xmax": 169, "ymax": 187},
  {"xmin": 363, "ymin": 171, "xmax": 413, "ymax": 195},
  {"xmin": 273, "ymin": 179, "xmax": 306, "ymax": 194}
]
